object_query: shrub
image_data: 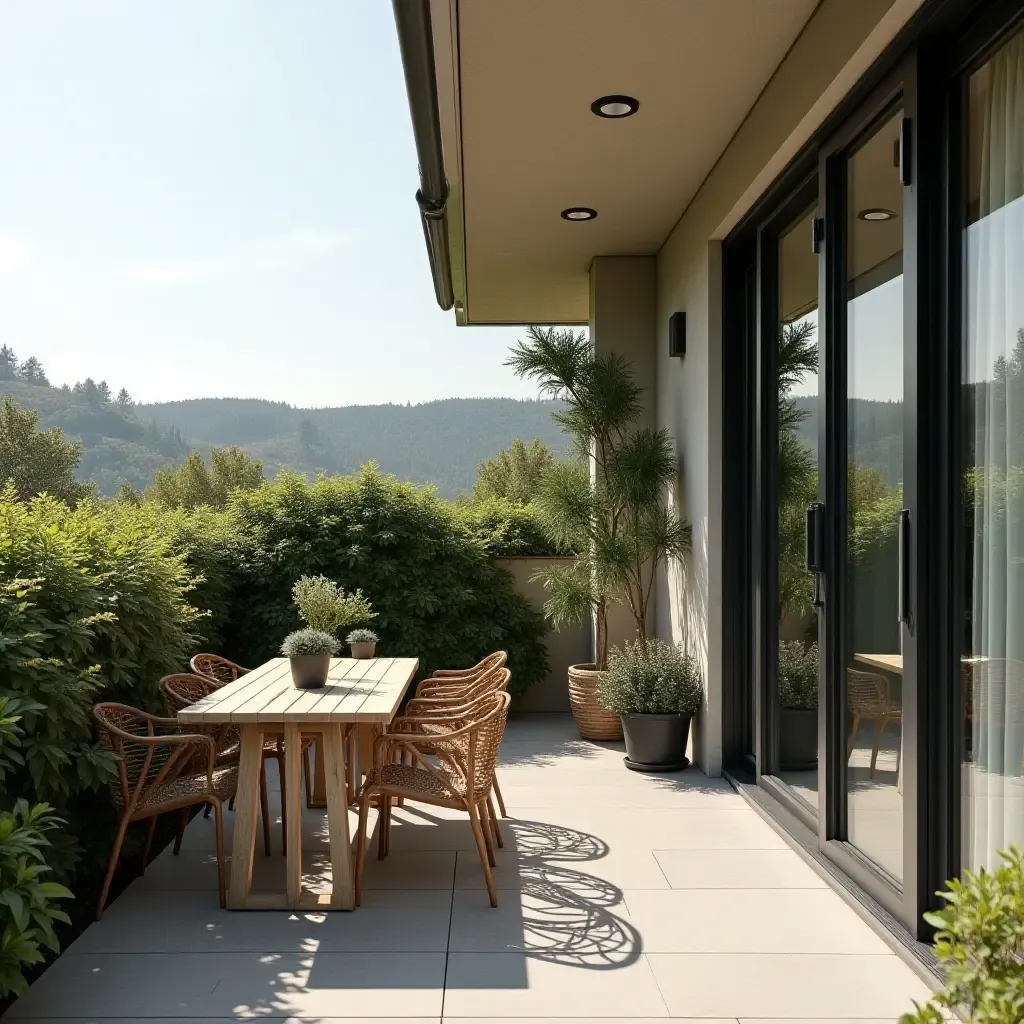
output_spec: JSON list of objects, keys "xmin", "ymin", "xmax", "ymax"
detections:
[
  {"xmin": 292, "ymin": 575, "xmax": 375, "ymax": 636},
  {"xmin": 599, "ymin": 638, "xmax": 704, "ymax": 716},
  {"xmin": 223, "ymin": 466, "xmax": 548, "ymax": 697},
  {"xmin": 0, "ymin": 489, "xmax": 203, "ymax": 879},
  {"xmin": 0, "ymin": 800, "xmax": 73, "ymax": 999},
  {"xmin": 901, "ymin": 847, "xmax": 1024, "ymax": 1024},
  {"xmin": 280, "ymin": 628, "xmax": 339, "ymax": 657},
  {"xmin": 778, "ymin": 640, "xmax": 818, "ymax": 710},
  {"xmin": 457, "ymin": 497, "xmax": 572, "ymax": 557}
]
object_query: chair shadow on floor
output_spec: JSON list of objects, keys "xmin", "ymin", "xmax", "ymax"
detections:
[{"xmin": 226, "ymin": 815, "xmax": 642, "ymax": 1017}]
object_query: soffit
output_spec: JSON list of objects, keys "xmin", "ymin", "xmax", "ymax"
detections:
[{"xmin": 439, "ymin": 0, "xmax": 819, "ymax": 324}]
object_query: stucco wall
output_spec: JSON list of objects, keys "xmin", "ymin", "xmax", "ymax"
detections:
[
  {"xmin": 495, "ymin": 557, "xmax": 590, "ymax": 712},
  {"xmin": 652, "ymin": 0, "xmax": 924, "ymax": 775}
]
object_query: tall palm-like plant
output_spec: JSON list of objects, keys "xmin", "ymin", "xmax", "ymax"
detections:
[{"xmin": 507, "ymin": 326, "xmax": 691, "ymax": 670}]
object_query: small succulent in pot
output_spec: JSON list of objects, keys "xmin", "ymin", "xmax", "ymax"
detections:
[
  {"xmin": 346, "ymin": 628, "xmax": 379, "ymax": 660},
  {"xmin": 281, "ymin": 628, "xmax": 340, "ymax": 689},
  {"xmin": 599, "ymin": 638, "xmax": 704, "ymax": 771}
]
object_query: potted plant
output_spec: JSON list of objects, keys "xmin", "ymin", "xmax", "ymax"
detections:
[
  {"xmin": 291, "ymin": 574, "xmax": 376, "ymax": 641},
  {"xmin": 507, "ymin": 327, "xmax": 692, "ymax": 740},
  {"xmin": 598, "ymin": 638, "xmax": 703, "ymax": 770},
  {"xmin": 347, "ymin": 628, "xmax": 378, "ymax": 659},
  {"xmin": 281, "ymin": 628, "xmax": 339, "ymax": 689},
  {"xmin": 778, "ymin": 639, "xmax": 818, "ymax": 769}
]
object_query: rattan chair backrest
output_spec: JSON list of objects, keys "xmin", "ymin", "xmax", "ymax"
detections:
[{"xmin": 190, "ymin": 653, "xmax": 249, "ymax": 686}]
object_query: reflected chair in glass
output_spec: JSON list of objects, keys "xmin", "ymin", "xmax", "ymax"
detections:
[{"xmin": 846, "ymin": 667, "xmax": 902, "ymax": 778}]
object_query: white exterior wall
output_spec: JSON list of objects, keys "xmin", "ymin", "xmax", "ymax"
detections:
[{"xmin": 652, "ymin": 0, "xmax": 925, "ymax": 775}]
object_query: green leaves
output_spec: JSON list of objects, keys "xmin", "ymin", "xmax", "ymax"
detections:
[
  {"xmin": 224, "ymin": 465, "xmax": 549, "ymax": 697},
  {"xmin": 598, "ymin": 638, "xmax": 704, "ymax": 716},
  {"xmin": 778, "ymin": 640, "xmax": 818, "ymax": 710},
  {"xmin": 291, "ymin": 574, "xmax": 375, "ymax": 636},
  {"xmin": 902, "ymin": 847, "xmax": 1024, "ymax": 1024},
  {"xmin": 508, "ymin": 327, "xmax": 691, "ymax": 662},
  {"xmin": 0, "ymin": 800, "xmax": 73, "ymax": 998}
]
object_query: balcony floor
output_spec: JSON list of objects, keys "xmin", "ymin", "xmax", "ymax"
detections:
[{"xmin": 5, "ymin": 714, "xmax": 934, "ymax": 1022}]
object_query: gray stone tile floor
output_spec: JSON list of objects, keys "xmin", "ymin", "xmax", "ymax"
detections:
[{"xmin": 4, "ymin": 715, "xmax": 936, "ymax": 1022}]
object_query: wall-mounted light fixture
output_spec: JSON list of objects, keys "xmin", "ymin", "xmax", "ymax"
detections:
[{"xmin": 669, "ymin": 312, "xmax": 686, "ymax": 358}]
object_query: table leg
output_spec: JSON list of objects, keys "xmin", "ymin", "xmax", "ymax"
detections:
[
  {"xmin": 227, "ymin": 725, "xmax": 264, "ymax": 909},
  {"xmin": 283, "ymin": 723, "xmax": 304, "ymax": 908},
  {"xmin": 322, "ymin": 723, "xmax": 355, "ymax": 909},
  {"xmin": 310, "ymin": 736, "xmax": 327, "ymax": 808}
]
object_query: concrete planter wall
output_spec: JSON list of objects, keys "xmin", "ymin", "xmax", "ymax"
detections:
[{"xmin": 494, "ymin": 557, "xmax": 591, "ymax": 712}]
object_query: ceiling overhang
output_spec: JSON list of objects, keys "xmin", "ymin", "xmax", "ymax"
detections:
[{"xmin": 399, "ymin": 0, "xmax": 820, "ymax": 325}]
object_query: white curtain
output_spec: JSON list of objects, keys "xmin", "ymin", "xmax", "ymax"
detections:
[{"xmin": 963, "ymin": 29, "xmax": 1024, "ymax": 872}]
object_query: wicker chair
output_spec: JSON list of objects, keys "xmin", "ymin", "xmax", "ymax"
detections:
[
  {"xmin": 93, "ymin": 702, "xmax": 237, "ymax": 918},
  {"xmin": 190, "ymin": 653, "xmax": 249, "ymax": 685},
  {"xmin": 846, "ymin": 668, "xmax": 902, "ymax": 777},
  {"xmin": 403, "ymin": 665, "xmax": 512, "ymax": 825},
  {"xmin": 160, "ymin": 673, "xmax": 277, "ymax": 857},
  {"xmin": 355, "ymin": 689, "xmax": 511, "ymax": 907},
  {"xmin": 190, "ymin": 653, "xmax": 315, "ymax": 816},
  {"xmin": 413, "ymin": 651, "xmax": 508, "ymax": 697}
]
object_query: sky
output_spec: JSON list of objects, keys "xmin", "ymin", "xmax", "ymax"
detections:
[{"xmin": 0, "ymin": 1, "xmax": 534, "ymax": 407}]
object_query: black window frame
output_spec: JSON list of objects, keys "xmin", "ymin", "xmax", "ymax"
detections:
[{"xmin": 720, "ymin": 0, "xmax": 1024, "ymax": 941}]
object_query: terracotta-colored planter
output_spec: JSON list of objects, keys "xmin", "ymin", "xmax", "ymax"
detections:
[
  {"xmin": 567, "ymin": 663, "xmax": 623, "ymax": 741},
  {"xmin": 350, "ymin": 642, "xmax": 376, "ymax": 660}
]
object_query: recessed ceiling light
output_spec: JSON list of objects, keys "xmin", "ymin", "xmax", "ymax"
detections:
[
  {"xmin": 591, "ymin": 95, "xmax": 639, "ymax": 118},
  {"xmin": 857, "ymin": 207, "xmax": 898, "ymax": 221},
  {"xmin": 561, "ymin": 207, "xmax": 597, "ymax": 221}
]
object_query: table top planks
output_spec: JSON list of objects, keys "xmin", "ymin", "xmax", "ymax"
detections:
[
  {"xmin": 178, "ymin": 657, "xmax": 419, "ymax": 725},
  {"xmin": 854, "ymin": 653, "xmax": 903, "ymax": 673}
]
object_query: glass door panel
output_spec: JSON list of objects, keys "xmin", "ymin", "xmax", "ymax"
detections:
[
  {"xmin": 961, "ymin": 26, "xmax": 1024, "ymax": 872},
  {"xmin": 776, "ymin": 203, "xmax": 820, "ymax": 814},
  {"xmin": 842, "ymin": 110, "xmax": 906, "ymax": 881}
]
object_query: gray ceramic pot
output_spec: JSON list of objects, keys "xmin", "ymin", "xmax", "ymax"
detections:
[
  {"xmin": 289, "ymin": 654, "xmax": 330, "ymax": 689},
  {"xmin": 350, "ymin": 642, "xmax": 376, "ymax": 660},
  {"xmin": 621, "ymin": 713, "xmax": 692, "ymax": 771},
  {"xmin": 779, "ymin": 707, "xmax": 818, "ymax": 769}
]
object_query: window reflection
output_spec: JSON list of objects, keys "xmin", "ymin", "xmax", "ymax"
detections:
[{"xmin": 961, "ymin": 27, "xmax": 1024, "ymax": 872}]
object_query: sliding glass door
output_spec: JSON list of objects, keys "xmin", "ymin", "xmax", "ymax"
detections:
[
  {"xmin": 960, "ymin": 23, "xmax": 1024, "ymax": 873},
  {"xmin": 816, "ymin": 69, "xmax": 919, "ymax": 917}
]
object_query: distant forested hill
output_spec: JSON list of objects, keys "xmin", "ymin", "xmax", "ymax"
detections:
[
  {"xmin": 136, "ymin": 397, "xmax": 569, "ymax": 497},
  {"xmin": 0, "ymin": 378, "xmax": 188, "ymax": 495},
  {"xmin": 794, "ymin": 396, "xmax": 905, "ymax": 485}
]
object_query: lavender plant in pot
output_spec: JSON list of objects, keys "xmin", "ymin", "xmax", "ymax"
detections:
[
  {"xmin": 347, "ymin": 628, "xmax": 378, "ymax": 659},
  {"xmin": 778, "ymin": 639, "xmax": 818, "ymax": 769},
  {"xmin": 598, "ymin": 638, "xmax": 704, "ymax": 771},
  {"xmin": 281, "ymin": 628, "xmax": 339, "ymax": 689}
]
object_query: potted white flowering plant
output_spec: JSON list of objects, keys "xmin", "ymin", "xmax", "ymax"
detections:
[{"xmin": 598, "ymin": 638, "xmax": 703, "ymax": 771}]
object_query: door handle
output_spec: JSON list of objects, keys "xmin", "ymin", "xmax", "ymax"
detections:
[
  {"xmin": 805, "ymin": 503, "xmax": 825, "ymax": 573},
  {"xmin": 806, "ymin": 503, "xmax": 825, "ymax": 609},
  {"xmin": 898, "ymin": 508, "xmax": 912, "ymax": 627}
]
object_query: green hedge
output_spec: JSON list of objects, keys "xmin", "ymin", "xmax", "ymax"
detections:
[
  {"xmin": 0, "ymin": 490, "xmax": 204, "ymax": 883},
  {"xmin": 221, "ymin": 468, "xmax": 549, "ymax": 697},
  {"xmin": 456, "ymin": 497, "xmax": 571, "ymax": 558}
]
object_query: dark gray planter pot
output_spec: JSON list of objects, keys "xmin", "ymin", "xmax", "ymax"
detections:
[
  {"xmin": 621, "ymin": 713, "xmax": 691, "ymax": 772},
  {"xmin": 289, "ymin": 654, "xmax": 331, "ymax": 689},
  {"xmin": 779, "ymin": 707, "xmax": 817, "ymax": 769},
  {"xmin": 350, "ymin": 642, "xmax": 376, "ymax": 660}
]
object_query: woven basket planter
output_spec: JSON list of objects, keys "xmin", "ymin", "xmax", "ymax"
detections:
[{"xmin": 567, "ymin": 663, "xmax": 623, "ymax": 741}]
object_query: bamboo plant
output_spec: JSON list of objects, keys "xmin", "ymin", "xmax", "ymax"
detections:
[{"xmin": 507, "ymin": 326, "xmax": 691, "ymax": 670}]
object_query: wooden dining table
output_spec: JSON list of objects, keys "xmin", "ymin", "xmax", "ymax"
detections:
[{"xmin": 178, "ymin": 656, "xmax": 419, "ymax": 911}]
